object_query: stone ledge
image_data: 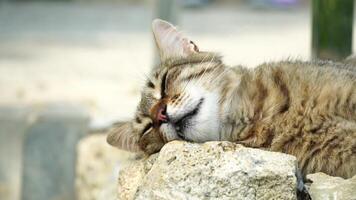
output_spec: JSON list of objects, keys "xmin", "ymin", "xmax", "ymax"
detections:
[
  {"xmin": 307, "ymin": 173, "xmax": 356, "ymax": 200},
  {"xmin": 118, "ymin": 141, "xmax": 298, "ymax": 200}
]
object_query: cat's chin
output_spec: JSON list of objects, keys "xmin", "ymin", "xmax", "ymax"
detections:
[{"xmin": 160, "ymin": 102, "xmax": 220, "ymax": 142}]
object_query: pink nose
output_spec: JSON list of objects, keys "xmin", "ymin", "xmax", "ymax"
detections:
[{"xmin": 157, "ymin": 106, "xmax": 168, "ymax": 123}]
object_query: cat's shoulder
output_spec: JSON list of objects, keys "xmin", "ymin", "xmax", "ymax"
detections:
[{"xmin": 253, "ymin": 59, "xmax": 356, "ymax": 77}]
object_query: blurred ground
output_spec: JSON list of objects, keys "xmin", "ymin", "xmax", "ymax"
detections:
[
  {"xmin": 0, "ymin": 2, "xmax": 312, "ymax": 128},
  {"xmin": 76, "ymin": 133, "xmax": 135, "ymax": 200}
]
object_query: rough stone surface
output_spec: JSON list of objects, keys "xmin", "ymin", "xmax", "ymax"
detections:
[
  {"xmin": 118, "ymin": 141, "xmax": 298, "ymax": 200},
  {"xmin": 307, "ymin": 173, "xmax": 356, "ymax": 200},
  {"xmin": 76, "ymin": 134, "xmax": 136, "ymax": 200}
]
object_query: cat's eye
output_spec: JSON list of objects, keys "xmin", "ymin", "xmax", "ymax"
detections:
[
  {"xmin": 147, "ymin": 80, "xmax": 155, "ymax": 88},
  {"xmin": 141, "ymin": 122, "xmax": 153, "ymax": 135},
  {"xmin": 160, "ymin": 71, "xmax": 168, "ymax": 98},
  {"xmin": 190, "ymin": 40, "xmax": 199, "ymax": 52}
]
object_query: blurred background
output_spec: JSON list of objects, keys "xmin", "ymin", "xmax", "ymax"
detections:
[
  {"xmin": 0, "ymin": 0, "xmax": 354, "ymax": 200},
  {"xmin": 0, "ymin": 0, "xmax": 314, "ymax": 127}
]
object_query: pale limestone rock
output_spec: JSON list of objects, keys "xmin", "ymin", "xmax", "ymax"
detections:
[
  {"xmin": 76, "ymin": 134, "xmax": 136, "ymax": 200},
  {"xmin": 118, "ymin": 154, "xmax": 158, "ymax": 200},
  {"xmin": 118, "ymin": 141, "xmax": 298, "ymax": 200},
  {"xmin": 307, "ymin": 173, "xmax": 356, "ymax": 200}
]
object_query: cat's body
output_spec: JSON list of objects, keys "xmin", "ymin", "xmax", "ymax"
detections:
[
  {"xmin": 107, "ymin": 19, "xmax": 356, "ymax": 179},
  {"xmin": 221, "ymin": 60, "xmax": 356, "ymax": 178}
]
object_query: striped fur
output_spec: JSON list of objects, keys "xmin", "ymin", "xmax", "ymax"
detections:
[{"xmin": 107, "ymin": 19, "xmax": 356, "ymax": 178}]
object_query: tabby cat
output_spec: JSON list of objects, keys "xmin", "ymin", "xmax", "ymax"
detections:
[{"xmin": 107, "ymin": 19, "xmax": 356, "ymax": 178}]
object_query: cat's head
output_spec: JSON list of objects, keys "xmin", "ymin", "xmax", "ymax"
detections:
[{"xmin": 107, "ymin": 19, "xmax": 228, "ymax": 154}]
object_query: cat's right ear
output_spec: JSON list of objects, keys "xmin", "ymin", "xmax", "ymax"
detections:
[
  {"xmin": 152, "ymin": 19, "xmax": 199, "ymax": 62},
  {"xmin": 106, "ymin": 122, "xmax": 141, "ymax": 152}
]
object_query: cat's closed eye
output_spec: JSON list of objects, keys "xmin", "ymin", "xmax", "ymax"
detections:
[
  {"xmin": 190, "ymin": 40, "xmax": 199, "ymax": 52},
  {"xmin": 160, "ymin": 71, "xmax": 168, "ymax": 97},
  {"xmin": 147, "ymin": 80, "xmax": 155, "ymax": 88},
  {"xmin": 141, "ymin": 122, "xmax": 153, "ymax": 136}
]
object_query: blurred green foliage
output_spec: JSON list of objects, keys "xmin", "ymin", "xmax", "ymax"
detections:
[{"xmin": 312, "ymin": 0, "xmax": 354, "ymax": 60}]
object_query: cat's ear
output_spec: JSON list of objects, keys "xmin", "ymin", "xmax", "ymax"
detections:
[
  {"xmin": 106, "ymin": 122, "xmax": 141, "ymax": 152},
  {"xmin": 152, "ymin": 19, "xmax": 199, "ymax": 62}
]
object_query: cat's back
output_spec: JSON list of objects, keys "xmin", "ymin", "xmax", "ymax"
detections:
[
  {"xmin": 232, "ymin": 60, "xmax": 355, "ymax": 123},
  {"xmin": 254, "ymin": 60, "xmax": 356, "ymax": 119},
  {"xmin": 257, "ymin": 60, "xmax": 356, "ymax": 89},
  {"xmin": 245, "ymin": 61, "xmax": 356, "ymax": 178}
]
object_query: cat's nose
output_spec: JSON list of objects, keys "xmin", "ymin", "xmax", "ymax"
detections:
[{"xmin": 157, "ymin": 105, "xmax": 168, "ymax": 124}]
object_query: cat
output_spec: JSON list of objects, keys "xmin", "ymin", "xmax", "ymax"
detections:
[{"xmin": 107, "ymin": 19, "xmax": 356, "ymax": 179}]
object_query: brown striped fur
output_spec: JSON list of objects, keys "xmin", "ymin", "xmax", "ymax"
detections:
[{"xmin": 107, "ymin": 19, "xmax": 356, "ymax": 178}]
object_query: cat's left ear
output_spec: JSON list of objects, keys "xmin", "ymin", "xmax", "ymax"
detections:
[{"xmin": 152, "ymin": 19, "xmax": 199, "ymax": 62}]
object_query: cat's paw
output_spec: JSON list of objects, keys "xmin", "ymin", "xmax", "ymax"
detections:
[{"xmin": 139, "ymin": 130, "xmax": 165, "ymax": 155}]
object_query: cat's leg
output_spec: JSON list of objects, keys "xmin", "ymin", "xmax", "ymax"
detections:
[{"xmin": 295, "ymin": 168, "xmax": 311, "ymax": 200}]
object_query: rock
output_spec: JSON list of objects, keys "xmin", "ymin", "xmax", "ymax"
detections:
[
  {"xmin": 21, "ymin": 103, "xmax": 90, "ymax": 200},
  {"xmin": 307, "ymin": 173, "xmax": 356, "ymax": 200},
  {"xmin": 118, "ymin": 141, "xmax": 298, "ymax": 200},
  {"xmin": 76, "ymin": 134, "xmax": 136, "ymax": 200}
]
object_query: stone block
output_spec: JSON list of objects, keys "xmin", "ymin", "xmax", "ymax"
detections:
[
  {"xmin": 21, "ymin": 103, "xmax": 89, "ymax": 200},
  {"xmin": 118, "ymin": 141, "xmax": 298, "ymax": 200}
]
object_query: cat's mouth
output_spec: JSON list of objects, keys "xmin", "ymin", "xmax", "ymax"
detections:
[{"xmin": 173, "ymin": 98, "xmax": 204, "ymax": 140}]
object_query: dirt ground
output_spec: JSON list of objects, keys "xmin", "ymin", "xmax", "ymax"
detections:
[{"xmin": 0, "ymin": 2, "xmax": 314, "ymax": 128}]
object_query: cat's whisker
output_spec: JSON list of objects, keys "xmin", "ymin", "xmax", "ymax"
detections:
[
  {"xmin": 180, "ymin": 53, "xmax": 219, "ymax": 94},
  {"xmin": 135, "ymin": 73, "xmax": 155, "ymax": 88},
  {"xmin": 205, "ymin": 63, "xmax": 227, "ymax": 83},
  {"xmin": 196, "ymin": 53, "xmax": 217, "ymax": 82},
  {"xmin": 209, "ymin": 68, "xmax": 228, "ymax": 85},
  {"xmin": 172, "ymin": 92, "xmax": 186, "ymax": 108},
  {"xmin": 194, "ymin": 65, "xmax": 221, "ymax": 88},
  {"xmin": 134, "ymin": 75, "xmax": 149, "ymax": 88},
  {"xmin": 195, "ymin": 53, "xmax": 223, "ymax": 87}
]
